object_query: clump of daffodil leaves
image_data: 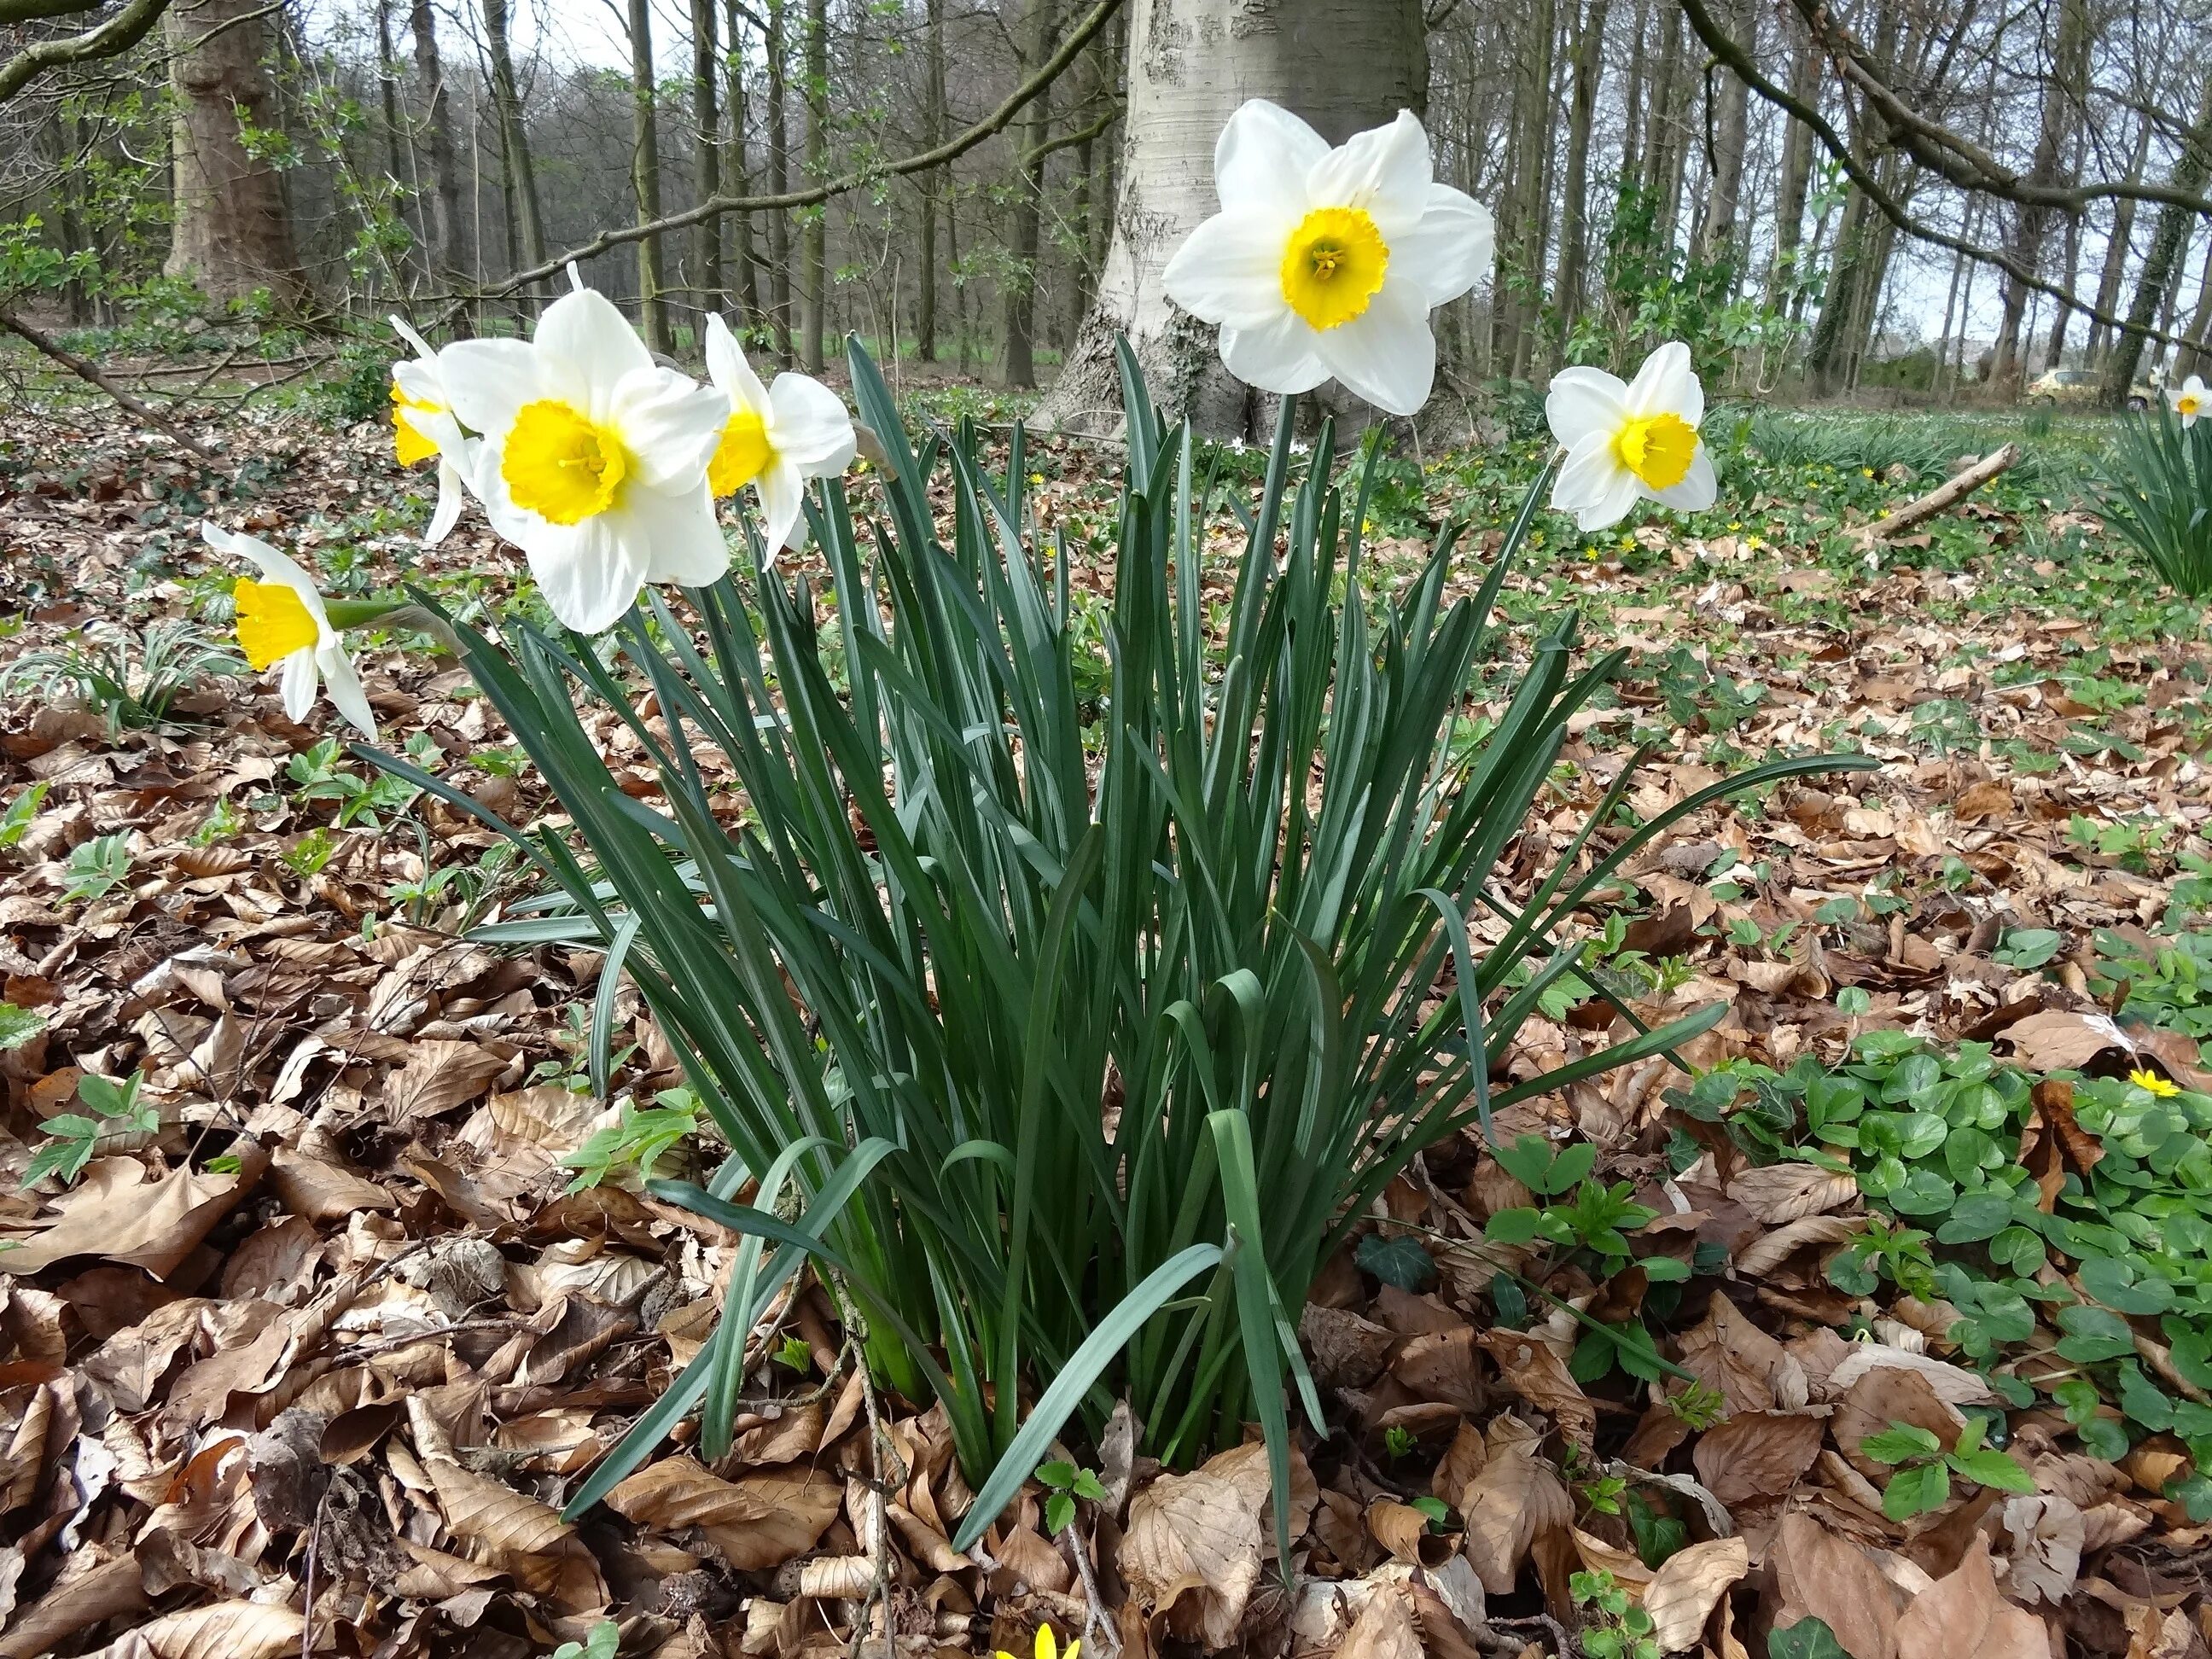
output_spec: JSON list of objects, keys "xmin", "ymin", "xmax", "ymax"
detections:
[{"xmin": 198, "ymin": 100, "xmax": 1851, "ymax": 1573}]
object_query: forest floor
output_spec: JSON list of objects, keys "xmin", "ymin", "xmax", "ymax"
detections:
[{"xmin": 0, "ymin": 367, "xmax": 2209, "ymax": 1659}]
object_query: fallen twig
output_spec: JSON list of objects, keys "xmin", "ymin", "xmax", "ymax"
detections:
[
  {"xmin": 0, "ymin": 305, "xmax": 223, "ymax": 463},
  {"xmin": 1854, "ymin": 443, "xmax": 2022, "ymax": 544}
]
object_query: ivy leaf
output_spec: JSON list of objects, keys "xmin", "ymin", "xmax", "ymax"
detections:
[
  {"xmin": 2054, "ymin": 1302, "xmax": 2139, "ymax": 1362},
  {"xmin": 1770, "ymin": 1620, "xmax": 1851, "ymax": 1659},
  {"xmin": 1355, "ymin": 1233, "xmax": 1436, "ymax": 1291},
  {"xmin": 2079, "ymin": 1253, "xmax": 2174, "ymax": 1315},
  {"xmin": 1936, "ymin": 1190, "xmax": 2013, "ymax": 1243}
]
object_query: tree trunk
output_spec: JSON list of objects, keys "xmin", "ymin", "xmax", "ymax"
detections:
[
  {"xmin": 628, "ymin": 0, "xmax": 671, "ymax": 352},
  {"xmin": 1645, "ymin": 3, "xmax": 1686, "ymax": 252},
  {"xmin": 727, "ymin": 0, "xmax": 762, "ymax": 329},
  {"xmin": 1553, "ymin": 0, "xmax": 1608, "ymax": 342},
  {"xmin": 1001, "ymin": 0, "xmax": 1054, "ymax": 388},
  {"xmin": 2182, "ymin": 234, "xmax": 2212, "ymax": 380},
  {"xmin": 1766, "ymin": 29, "xmax": 1815, "ymax": 311},
  {"xmin": 2103, "ymin": 67, "xmax": 2212, "ymax": 405},
  {"xmin": 1036, "ymin": 0, "xmax": 1426, "ymax": 436},
  {"xmin": 799, "ymin": 0, "xmax": 829, "ymax": 371},
  {"xmin": 690, "ymin": 0, "xmax": 723, "ymax": 320},
  {"xmin": 2087, "ymin": 110, "xmax": 2153, "ymax": 368},
  {"xmin": 1489, "ymin": 0, "xmax": 1552, "ymax": 375},
  {"xmin": 1695, "ymin": 0, "xmax": 1750, "ymax": 271},
  {"xmin": 410, "ymin": 0, "xmax": 468, "ymax": 290},
  {"xmin": 765, "ymin": 0, "xmax": 793, "ymax": 361},
  {"xmin": 483, "ymin": 0, "xmax": 546, "ymax": 306},
  {"xmin": 1990, "ymin": 0, "xmax": 2086, "ymax": 392},
  {"xmin": 163, "ymin": 0, "xmax": 311, "ymax": 306},
  {"xmin": 917, "ymin": 0, "xmax": 946, "ymax": 360}
]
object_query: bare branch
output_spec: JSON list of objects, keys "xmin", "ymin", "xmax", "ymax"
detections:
[
  {"xmin": 0, "ymin": 306, "xmax": 220, "ymax": 461},
  {"xmin": 0, "ymin": 0, "xmax": 166, "ymax": 102},
  {"xmin": 459, "ymin": 0, "xmax": 1124, "ymax": 307},
  {"xmin": 1677, "ymin": 0, "xmax": 2198, "ymax": 358}
]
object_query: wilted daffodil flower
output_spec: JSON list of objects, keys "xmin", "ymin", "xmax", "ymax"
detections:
[
  {"xmin": 702, "ymin": 314, "xmax": 857, "ymax": 554},
  {"xmin": 1545, "ymin": 341, "xmax": 1717, "ymax": 532},
  {"xmin": 204, "ymin": 521, "xmax": 378, "ymax": 741},
  {"xmin": 435, "ymin": 271, "xmax": 731, "ymax": 634},
  {"xmin": 2169, "ymin": 375, "xmax": 2206, "ymax": 428},
  {"xmin": 1161, "ymin": 99, "xmax": 1493, "ymax": 416},
  {"xmin": 389, "ymin": 317, "xmax": 475, "ymax": 545}
]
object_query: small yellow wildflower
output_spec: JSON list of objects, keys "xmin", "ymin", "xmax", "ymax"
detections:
[
  {"xmin": 1619, "ymin": 533, "xmax": 1635, "ymax": 548},
  {"xmin": 1361, "ymin": 517, "xmax": 1376, "ymax": 535},
  {"xmin": 1744, "ymin": 534, "xmax": 1766, "ymax": 551},
  {"xmin": 1029, "ymin": 472, "xmax": 1046, "ymax": 486},
  {"xmin": 998, "ymin": 1628, "xmax": 1078, "ymax": 1659},
  {"xmin": 1584, "ymin": 545, "xmax": 1599, "ymax": 562},
  {"xmin": 1861, "ymin": 467, "xmax": 1876, "ymax": 479},
  {"xmin": 1726, "ymin": 520, "xmax": 1742, "ymax": 532},
  {"xmin": 2128, "ymin": 1067, "xmax": 2180, "ymax": 1098}
]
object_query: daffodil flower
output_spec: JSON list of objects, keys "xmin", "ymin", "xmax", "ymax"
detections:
[
  {"xmin": 701, "ymin": 314, "xmax": 856, "ymax": 555},
  {"xmin": 436, "ymin": 276, "xmax": 731, "ymax": 634},
  {"xmin": 1545, "ymin": 342, "xmax": 1716, "ymax": 532},
  {"xmin": 2170, "ymin": 375, "xmax": 2207, "ymax": 428},
  {"xmin": 2128, "ymin": 1067, "xmax": 2180, "ymax": 1098},
  {"xmin": 996, "ymin": 1627, "xmax": 1077, "ymax": 1659},
  {"xmin": 1161, "ymin": 99, "xmax": 1493, "ymax": 416},
  {"xmin": 389, "ymin": 317, "xmax": 475, "ymax": 545},
  {"xmin": 204, "ymin": 522, "xmax": 377, "ymax": 740}
]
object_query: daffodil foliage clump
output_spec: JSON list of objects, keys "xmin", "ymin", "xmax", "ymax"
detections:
[{"xmin": 372, "ymin": 336, "xmax": 1844, "ymax": 1549}]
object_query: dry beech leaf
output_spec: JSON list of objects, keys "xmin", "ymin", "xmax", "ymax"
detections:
[
  {"xmin": 1477, "ymin": 1330, "xmax": 1595, "ymax": 1450},
  {"xmin": 1643, "ymin": 1536, "xmax": 1749, "ymax": 1652},
  {"xmin": 1726, "ymin": 1163, "xmax": 1859, "ymax": 1224},
  {"xmin": 85, "ymin": 1598, "xmax": 306, "ymax": 1659},
  {"xmin": 1738, "ymin": 1215, "xmax": 1861, "ymax": 1278},
  {"xmin": 1458, "ymin": 1438, "xmax": 1570, "ymax": 1596},
  {"xmin": 1196, "ymin": 1438, "xmax": 1318, "ymax": 1554},
  {"xmin": 265, "ymin": 1146, "xmax": 393, "ymax": 1222},
  {"xmin": 603, "ymin": 1455, "xmax": 841, "ymax": 1570},
  {"xmin": 1894, "ymin": 1534, "xmax": 2051, "ymax": 1659},
  {"xmin": 5, "ymin": 1150, "xmax": 265, "ymax": 1278},
  {"xmin": 1337, "ymin": 1580, "xmax": 1423, "ymax": 1659},
  {"xmin": 1825, "ymin": 1344, "xmax": 1997, "ymax": 1406},
  {"xmin": 1432, "ymin": 1420, "xmax": 1487, "ymax": 1506},
  {"xmin": 1120, "ymin": 1468, "xmax": 1263, "ymax": 1650},
  {"xmin": 1689, "ymin": 1411, "xmax": 1825, "ymax": 1506},
  {"xmin": 387, "ymin": 1039, "xmax": 508, "ymax": 1119},
  {"xmin": 2000, "ymin": 1493, "xmax": 2083, "ymax": 1607},
  {"xmin": 1773, "ymin": 1511, "xmax": 1901, "ymax": 1659},
  {"xmin": 1367, "ymin": 1499, "xmax": 1430, "ymax": 1563}
]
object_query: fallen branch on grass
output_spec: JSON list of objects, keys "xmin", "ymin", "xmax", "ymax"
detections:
[
  {"xmin": 1, "ymin": 306, "xmax": 222, "ymax": 463},
  {"xmin": 1854, "ymin": 442, "xmax": 2022, "ymax": 544}
]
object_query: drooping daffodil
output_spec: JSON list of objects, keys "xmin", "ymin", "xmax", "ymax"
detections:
[
  {"xmin": 434, "ymin": 272, "xmax": 731, "ymax": 634},
  {"xmin": 1161, "ymin": 99, "xmax": 1493, "ymax": 416},
  {"xmin": 702, "ymin": 314, "xmax": 857, "ymax": 554},
  {"xmin": 388, "ymin": 316, "xmax": 476, "ymax": 545},
  {"xmin": 1545, "ymin": 341, "xmax": 1717, "ymax": 532},
  {"xmin": 2170, "ymin": 375, "xmax": 2206, "ymax": 428},
  {"xmin": 204, "ymin": 521, "xmax": 378, "ymax": 741}
]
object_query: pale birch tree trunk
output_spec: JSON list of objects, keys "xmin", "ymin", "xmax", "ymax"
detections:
[{"xmin": 1035, "ymin": 0, "xmax": 1426, "ymax": 437}]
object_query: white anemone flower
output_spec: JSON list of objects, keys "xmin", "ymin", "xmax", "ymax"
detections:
[
  {"xmin": 2170, "ymin": 375, "xmax": 2207, "ymax": 428},
  {"xmin": 389, "ymin": 316, "xmax": 476, "ymax": 546},
  {"xmin": 204, "ymin": 521, "xmax": 377, "ymax": 741},
  {"xmin": 702, "ymin": 314, "xmax": 857, "ymax": 553},
  {"xmin": 1545, "ymin": 342, "xmax": 1717, "ymax": 533},
  {"xmin": 436, "ymin": 276, "xmax": 731, "ymax": 634},
  {"xmin": 1160, "ymin": 99, "xmax": 1493, "ymax": 416}
]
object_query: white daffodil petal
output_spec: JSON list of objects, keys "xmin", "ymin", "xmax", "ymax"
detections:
[
  {"xmin": 1305, "ymin": 110, "xmax": 1430, "ymax": 238},
  {"xmin": 1162, "ymin": 209, "xmax": 1294, "ymax": 330},
  {"xmin": 1545, "ymin": 366, "xmax": 1631, "ymax": 451},
  {"xmin": 754, "ymin": 460, "xmax": 807, "ymax": 553},
  {"xmin": 1314, "ymin": 279, "xmax": 1434, "ymax": 416},
  {"xmin": 1214, "ymin": 99, "xmax": 1327, "ymax": 222},
  {"xmin": 1219, "ymin": 312, "xmax": 1330, "ymax": 397},
  {"xmin": 390, "ymin": 315, "xmax": 439, "ymax": 363},
  {"xmin": 705, "ymin": 313, "xmax": 772, "ymax": 415},
  {"xmin": 202, "ymin": 523, "xmax": 335, "ymax": 640},
  {"xmin": 609, "ymin": 367, "xmax": 730, "ymax": 490},
  {"xmin": 438, "ymin": 338, "xmax": 541, "ymax": 437},
  {"xmin": 278, "ymin": 650, "xmax": 320, "ymax": 722},
  {"xmin": 1552, "ymin": 434, "xmax": 1641, "ymax": 533},
  {"xmin": 1391, "ymin": 185, "xmax": 1493, "ymax": 308},
  {"xmin": 428, "ymin": 459, "xmax": 467, "ymax": 544},
  {"xmin": 1624, "ymin": 340, "xmax": 1702, "ymax": 426},
  {"xmin": 627, "ymin": 484, "xmax": 731, "ymax": 586},
  {"xmin": 318, "ymin": 646, "xmax": 378, "ymax": 742},
  {"xmin": 1652, "ymin": 442, "xmax": 1717, "ymax": 513},
  {"xmin": 768, "ymin": 374, "xmax": 857, "ymax": 476},
  {"xmin": 392, "ymin": 358, "xmax": 446, "ymax": 408},
  {"xmin": 533, "ymin": 515, "xmax": 650, "ymax": 635},
  {"xmin": 535, "ymin": 287, "xmax": 657, "ymax": 417}
]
